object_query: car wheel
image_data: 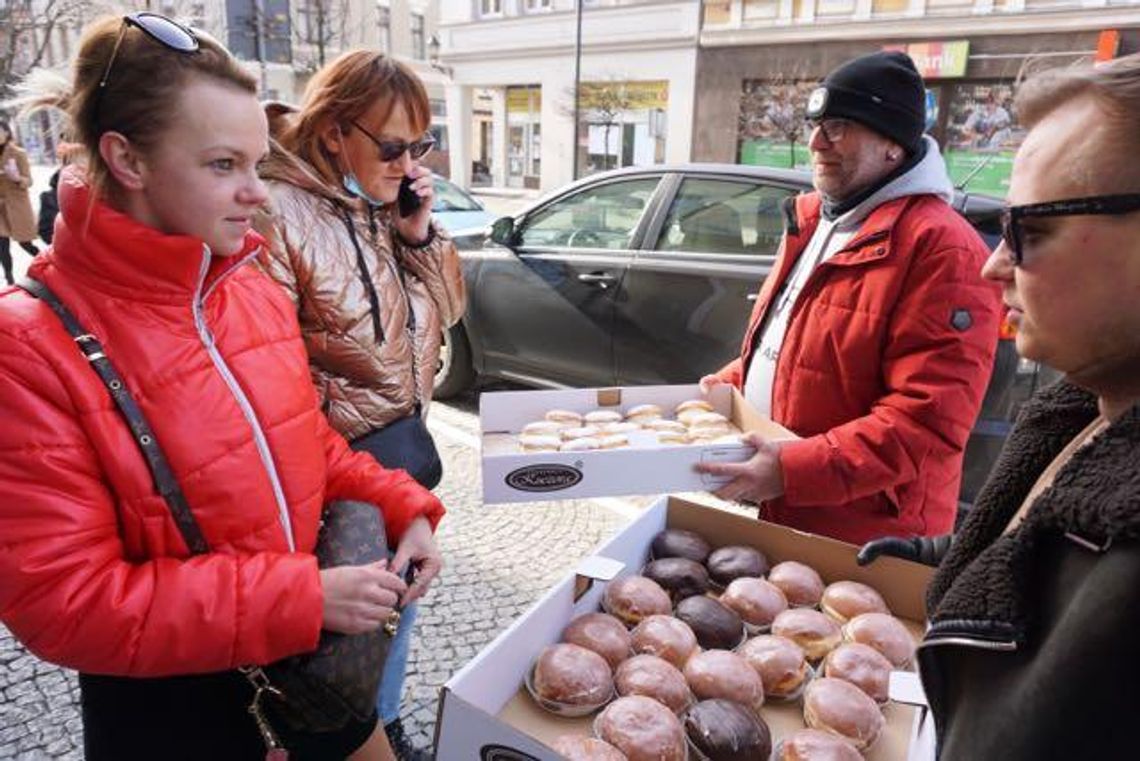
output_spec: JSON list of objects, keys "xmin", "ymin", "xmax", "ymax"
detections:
[{"xmin": 434, "ymin": 323, "xmax": 475, "ymax": 399}]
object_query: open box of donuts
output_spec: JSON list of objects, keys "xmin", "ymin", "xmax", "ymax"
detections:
[
  {"xmin": 434, "ymin": 495, "xmax": 935, "ymax": 761},
  {"xmin": 479, "ymin": 384, "xmax": 797, "ymax": 504}
]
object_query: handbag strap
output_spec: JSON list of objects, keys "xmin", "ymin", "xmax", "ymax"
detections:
[
  {"xmin": 17, "ymin": 277, "xmax": 210, "ymax": 556},
  {"xmin": 339, "ymin": 206, "xmax": 385, "ymax": 344}
]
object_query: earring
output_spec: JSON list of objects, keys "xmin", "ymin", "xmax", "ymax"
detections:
[{"xmin": 887, "ymin": 152, "xmax": 899, "ymax": 162}]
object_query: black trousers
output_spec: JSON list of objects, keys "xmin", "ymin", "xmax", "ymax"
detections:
[
  {"xmin": 0, "ymin": 236, "xmax": 40, "ymax": 284},
  {"xmin": 80, "ymin": 671, "xmax": 377, "ymax": 761}
]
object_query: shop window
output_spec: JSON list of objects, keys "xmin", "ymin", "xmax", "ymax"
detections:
[
  {"xmin": 656, "ymin": 179, "xmax": 794, "ymax": 256},
  {"xmin": 524, "ymin": 0, "xmax": 552, "ymax": 10},
  {"xmin": 737, "ymin": 79, "xmax": 816, "ymax": 170},
  {"xmin": 480, "ymin": 0, "xmax": 503, "ymax": 16},
  {"xmin": 943, "ymin": 81, "xmax": 1023, "ymax": 196}
]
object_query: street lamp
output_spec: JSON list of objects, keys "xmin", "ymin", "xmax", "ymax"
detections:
[{"xmin": 428, "ymin": 34, "xmax": 451, "ymax": 77}]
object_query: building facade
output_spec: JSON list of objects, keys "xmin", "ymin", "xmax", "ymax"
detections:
[
  {"xmin": 436, "ymin": 0, "xmax": 700, "ymax": 192},
  {"xmin": 6, "ymin": 0, "xmax": 450, "ymax": 171},
  {"xmin": 696, "ymin": 0, "xmax": 1140, "ymax": 196}
]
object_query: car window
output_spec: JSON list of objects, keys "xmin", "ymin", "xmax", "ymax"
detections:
[
  {"xmin": 518, "ymin": 177, "xmax": 660, "ymax": 249},
  {"xmin": 433, "ymin": 178, "xmax": 484, "ymax": 212},
  {"xmin": 655, "ymin": 178, "xmax": 794, "ymax": 256}
]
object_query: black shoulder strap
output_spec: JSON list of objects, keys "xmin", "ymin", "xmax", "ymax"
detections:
[
  {"xmin": 18, "ymin": 277, "xmax": 210, "ymax": 556},
  {"xmin": 339, "ymin": 206, "xmax": 385, "ymax": 344}
]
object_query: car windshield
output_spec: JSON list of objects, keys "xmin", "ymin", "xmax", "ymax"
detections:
[{"xmin": 433, "ymin": 179, "xmax": 484, "ymax": 212}]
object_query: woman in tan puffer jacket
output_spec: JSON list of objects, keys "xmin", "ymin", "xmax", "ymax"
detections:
[{"xmin": 255, "ymin": 51, "xmax": 463, "ymax": 758}]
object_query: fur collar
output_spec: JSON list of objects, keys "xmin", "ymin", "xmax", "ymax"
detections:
[{"xmin": 926, "ymin": 381, "xmax": 1140, "ymax": 637}]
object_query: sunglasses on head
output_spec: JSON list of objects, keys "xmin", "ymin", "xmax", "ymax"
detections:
[
  {"xmin": 1001, "ymin": 193, "xmax": 1140, "ymax": 266},
  {"xmin": 349, "ymin": 120, "xmax": 435, "ymax": 162},
  {"xmin": 95, "ymin": 13, "xmax": 199, "ymax": 129}
]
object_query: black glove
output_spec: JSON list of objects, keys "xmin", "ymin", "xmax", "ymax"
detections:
[{"xmin": 856, "ymin": 534, "xmax": 952, "ymax": 568}]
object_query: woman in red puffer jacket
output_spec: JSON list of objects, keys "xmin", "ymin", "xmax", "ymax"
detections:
[{"xmin": 0, "ymin": 13, "xmax": 443, "ymax": 761}]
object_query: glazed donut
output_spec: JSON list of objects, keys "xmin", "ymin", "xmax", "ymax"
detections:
[
  {"xmin": 614, "ymin": 654, "xmax": 692, "ymax": 714},
  {"xmin": 532, "ymin": 643, "xmax": 613, "ymax": 707},
  {"xmin": 771, "ymin": 608, "xmax": 842, "ymax": 662},
  {"xmin": 767, "ymin": 561, "xmax": 825, "ymax": 608},
  {"xmin": 603, "ymin": 576, "xmax": 672, "ymax": 627},
  {"xmin": 551, "ymin": 736, "xmax": 627, "ymax": 761},
  {"xmin": 630, "ymin": 615, "xmax": 699, "ymax": 669},
  {"xmin": 843, "ymin": 612, "xmax": 916, "ymax": 669},
  {"xmin": 820, "ymin": 581, "xmax": 889, "ymax": 624},
  {"xmin": 720, "ymin": 576, "xmax": 788, "ymax": 629},
  {"xmin": 738, "ymin": 635, "xmax": 810, "ymax": 699},
  {"xmin": 562, "ymin": 612, "xmax": 632, "ymax": 671},
  {"xmin": 596, "ymin": 695, "xmax": 686, "ymax": 761},
  {"xmin": 777, "ymin": 728, "xmax": 863, "ymax": 761},
  {"xmin": 683, "ymin": 649, "xmax": 765, "ymax": 715},
  {"xmin": 802, "ymin": 677, "xmax": 884, "ymax": 751},
  {"xmin": 822, "ymin": 642, "xmax": 892, "ymax": 703}
]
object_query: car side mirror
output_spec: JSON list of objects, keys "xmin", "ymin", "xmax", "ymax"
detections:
[{"xmin": 490, "ymin": 216, "xmax": 516, "ymax": 247}]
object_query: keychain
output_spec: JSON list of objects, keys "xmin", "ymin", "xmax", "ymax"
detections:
[{"xmin": 242, "ymin": 666, "xmax": 289, "ymax": 761}]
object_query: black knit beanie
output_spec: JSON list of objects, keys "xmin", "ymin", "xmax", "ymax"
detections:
[{"xmin": 805, "ymin": 51, "xmax": 926, "ymax": 154}]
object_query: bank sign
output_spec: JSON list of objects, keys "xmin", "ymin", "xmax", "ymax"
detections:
[{"xmin": 885, "ymin": 40, "xmax": 970, "ymax": 79}]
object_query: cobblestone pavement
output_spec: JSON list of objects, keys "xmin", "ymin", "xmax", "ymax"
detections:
[{"xmin": 2, "ymin": 385, "xmax": 711, "ymax": 758}]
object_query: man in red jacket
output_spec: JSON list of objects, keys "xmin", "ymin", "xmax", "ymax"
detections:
[{"xmin": 698, "ymin": 51, "xmax": 1001, "ymax": 545}]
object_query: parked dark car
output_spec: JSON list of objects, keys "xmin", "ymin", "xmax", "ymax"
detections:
[{"xmin": 436, "ymin": 163, "xmax": 1056, "ymax": 504}]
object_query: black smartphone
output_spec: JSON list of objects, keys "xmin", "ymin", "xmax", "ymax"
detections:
[{"xmin": 397, "ymin": 175, "xmax": 422, "ymax": 218}]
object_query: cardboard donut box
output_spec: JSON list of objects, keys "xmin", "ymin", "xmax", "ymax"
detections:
[
  {"xmin": 479, "ymin": 384, "xmax": 798, "ymax": 504},
  {"xmin": 433, "ymin": 495, "xmax": 936, "ymax": 760}
]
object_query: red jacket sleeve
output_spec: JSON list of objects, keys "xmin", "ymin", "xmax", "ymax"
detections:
[
  {"xmin": 0, "ymin": 333, "xmax": 323, "ymax": 677},
  {"xmin": 780, "ymin": 243, "xmax": 1001, "ymax": 507},
  {"xmin": 317, "ymin": 413, "xmax": 445, "ymax": 546}
]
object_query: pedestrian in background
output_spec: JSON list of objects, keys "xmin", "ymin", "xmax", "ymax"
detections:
[
  {"xmin": 255, "ymin": 49, "xmax": 464, "ymax": 761},
  {"xmin": 698, "ymin": 51, "xmax": 1001, "ymax": 545},
  {"xmin": 902, "ymin": 53, "xmax": 1140, "ymax": 760},
  {"xmin": 0, "ymin": 13, "xmax": 447, "ymax": 760},
  {"xmin": 0, "ymin": 119, "xmax": 42, "ymax": 284}
]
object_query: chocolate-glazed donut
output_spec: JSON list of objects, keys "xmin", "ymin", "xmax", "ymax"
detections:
[
  {"xmin": 651, "ymin": 528, "xmax": 712, "ymax": 564},
  {"xmin": 643, "ymin": 557, "xmax": 710, "ymax": 602},
  {"xmin": 706, "ymin": 545, "xmax": 769, "ymax": 587},
  {"xmin": 674, "ymin": 595, "xmax": 744, "ymax": 651},
  {"xmin": 684, "ymin": 699, "xmax": 772, "ymax": 761}
]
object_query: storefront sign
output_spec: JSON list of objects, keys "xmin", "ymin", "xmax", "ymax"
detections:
[
  {"xmin": 506, "ymin": 86, "xmax": 541, "ymax": 114},
  {"xmin": 1096, "ymin": 30, "xmax": 1121, "ymax": 62},
  {"xmin": 885, "ymin": 40, "xmax": 970, "ymax": 79},
  {"xmin": 579, "ymin": 80, "xmax": 669, "ymax": 110}
]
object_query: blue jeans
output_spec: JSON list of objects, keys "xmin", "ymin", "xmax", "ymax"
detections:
[{"xmin": 378, "ymin": 594, "xmax": 418, "ymax": 725}]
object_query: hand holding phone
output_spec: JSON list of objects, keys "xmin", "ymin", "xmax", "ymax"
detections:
[{"xmin": 398, "ymin": 175, "xmax": 422, "ymax": 218}]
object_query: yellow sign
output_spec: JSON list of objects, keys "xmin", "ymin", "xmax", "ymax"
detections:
[
  {"xmin": 579, "ymin": 80, "xmax": 669, "ymax": 111},
  {"xmin": 506, "ymin": 86, "xmax": 541, "ymax": 114}
]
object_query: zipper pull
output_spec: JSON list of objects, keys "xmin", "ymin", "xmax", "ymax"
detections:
[{"xmin": 242, "ymin": 667, "xmax": 289, "ymax": 760}]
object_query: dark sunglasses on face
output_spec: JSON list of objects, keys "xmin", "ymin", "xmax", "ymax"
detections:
[
  {"xmin": 1001, "ymin": 193, "xmax": 1140, "ymax": 266},
  {"xmin": 810, "ymin": 118, "xmax": 851, "ymax": 144},
  {"xmin": 349, "ymin": 120, "xmax": 435, "ymax": 162},
  {"xmin": 95, "ymin": 13, "xmax": 199, "ymax": 129}
]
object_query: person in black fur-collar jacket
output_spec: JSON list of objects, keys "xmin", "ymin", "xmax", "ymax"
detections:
[{"xmin": 862, "ymin": 54, "xmax": 1140, "ymax": 760}]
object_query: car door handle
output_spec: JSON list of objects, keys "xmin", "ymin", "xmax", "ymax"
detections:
[
  {"xmin": 578, "ymin": 272, "xmax": 616, "ymax": 284},
  {"xmin": 746, "ymin": 292, "xmax": 759, "ymax": 302}
]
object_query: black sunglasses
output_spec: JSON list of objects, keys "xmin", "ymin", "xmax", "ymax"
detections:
[
  {"xmin": 96, "ymin": 13, "xmax": 199, "ymax": 127},
  {"xmin": 1001, "ymin": 193, "xmax": 1140, "ymax": 266},
  {"xmin": 349, "ymin": 120, "xmax": 435, "ymax": 162}
]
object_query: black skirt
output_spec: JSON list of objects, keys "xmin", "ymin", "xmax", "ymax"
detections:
[{"xmin": 80, "ymin": 671, "xmax": 377, "ymax": 761}]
